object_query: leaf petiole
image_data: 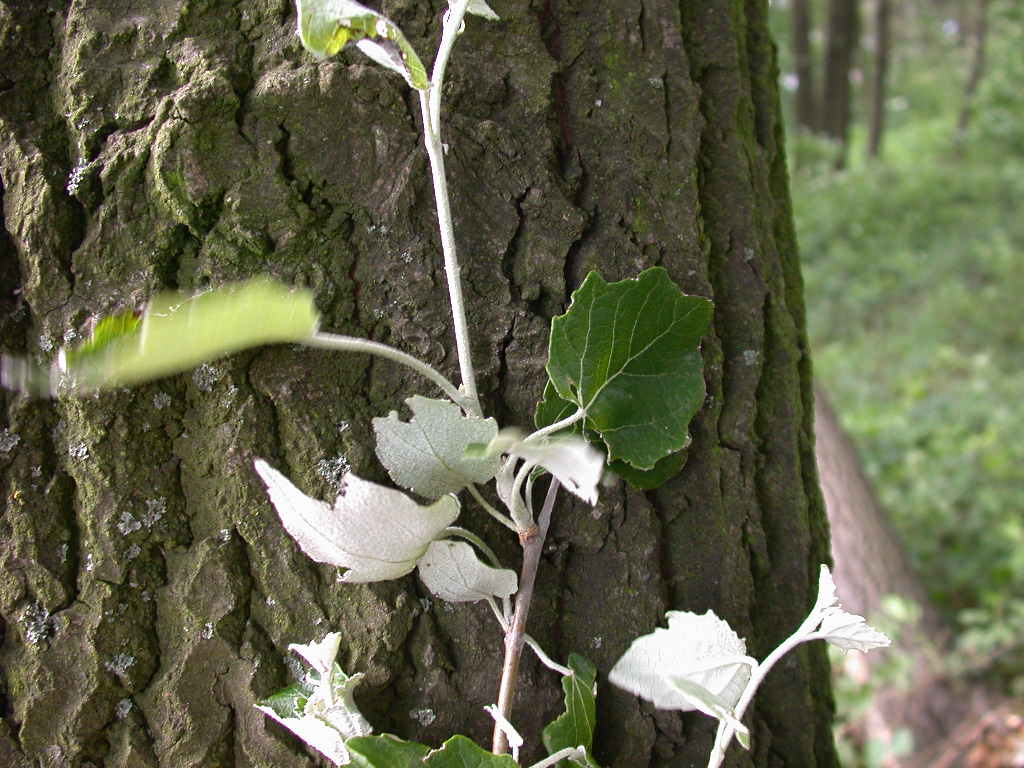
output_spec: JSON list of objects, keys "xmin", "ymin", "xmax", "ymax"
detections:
[
  {"xmin": 526, "ymin": 407, "xmax": 587, "ymax": 443},
  {"xmin": 444, "ymin": 526, "xmax": 505, "ymax": 569},
  {"xmin": 467, "ymin": 484, "xmax": 519, "ymax": 532},
  {"xmin": 304, "ymin": 331, "xmax": 468, "ymax": 410}
]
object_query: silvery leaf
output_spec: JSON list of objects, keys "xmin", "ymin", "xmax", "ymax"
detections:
[
  {"xmin": 254, "ymin": 459, "xmax": 459, "ymax": 582},
  {"xmin": 813, "ymin": 607, "xmax": 891, "ymax": 652},
  {"xmin": 373, "ymin": 396, "xmax": 501, "ymax": 499},
  {"xmin": 417, "ymin": 540, "xmax": 517, "ymax": 602},
  {"xmin": 256, "ymin": 705, "xmax": 351, "ymax": 766},
  {"xmin": 304, "ymin": 667, "xmax": 372, "ymax": 741},
  {"xmin": 289, "ymin": 633, "xmax": 342, "ymax": 677},
  {"xmin": 666, "ymin": 676, "xmax": 749, "ymax": 740},
  {"xmin": 608, "ymin": 610, "xmax": 755, "ymax": 712},
  {"xmin": 465, "ymin": 0, "xmax": 500, "ymax": 20},
  {"xmin": 257, "ymin": 636, "xmax": 371, "ymax": 767},
  {"xmin": 481, "ymin": 429, "xmax": 603, "ymax": 505}
]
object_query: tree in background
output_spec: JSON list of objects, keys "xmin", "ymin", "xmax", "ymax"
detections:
[
  {"xmin": 867, "ymin": 0, "xmax": 891, "ymax": 158},
  {"xmin": 955, "ymin": 0, "xmax": 992, "ymax": 150},
  {"xmin": 792, "ymin": 0, "xmax": 820, "ymax": 132},
  {"xmin": 0, "ymin": 1, "xmax": 837, "ymax": 766},
  {"xmin": 822, "ymin": 0, "xmax": 861, "ymax": 167}
]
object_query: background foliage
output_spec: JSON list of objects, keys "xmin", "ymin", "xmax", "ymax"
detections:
[{"xmin": 773, "ymin": 0, "xmax": 1024, "ymax": 702}]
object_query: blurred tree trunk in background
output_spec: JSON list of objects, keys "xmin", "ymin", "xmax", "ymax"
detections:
[
  {"xmin": 955, "ymin": 0, "xmax": 991, "ymax": 150},
  {"xmin": 0, "ymin": 1, "xmax": 838, "ymax": 766},
  {"xmin": 867, "ymin": 0, "xmax": 891, "ymax": 158},
  {"xmin": 792, "ymin": 0, "xmax": 820, "ymax": 132},
  {"xmin": 815, "ymin": 387, "xmax": 1000, "ymax": 767},
  {"xmin": 822, "ymin": 0, "xmax": 861, "ymax": 167}
]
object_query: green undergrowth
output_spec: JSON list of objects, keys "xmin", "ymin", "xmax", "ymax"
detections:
[{"xmin": 794, "ymin": 125, "xmax": 1024, "ymax": 697}]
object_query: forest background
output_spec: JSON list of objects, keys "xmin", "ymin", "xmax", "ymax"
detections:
[{"xmin": 770, "ymin": 0, "xmax": 1024, "ymax": 763}]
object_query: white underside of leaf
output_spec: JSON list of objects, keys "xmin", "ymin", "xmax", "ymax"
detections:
[
  {"xmin": 254, "ymin": 459, "xmax": 459, "ymax": 582},
  {"xmin": 608, "ymin": 610, "xmax": 751, "ymax": 712},
  {"xmin": 289, "ymin": 633, "xmax": 342, "ymax": 677},
  {"xmin": 466, "ymin": 0, "xmax": 500, "ymax": 20},
  {"xmin": 256, "ymin": 706, "xmax": 351, "ymax": 766},
  {"xmin": 373, "ymin": 395, "xmax": 500, "ymax": 498},
  {"xmin": 485, "ymin": 429, "xmax": 603, "ymax": 505},
  {"xmin": 417, "ymin": 539, "xmax": 518, "ymax": 602}
]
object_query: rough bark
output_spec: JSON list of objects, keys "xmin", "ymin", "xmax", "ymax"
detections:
[
  {"xmin": 867, "ymin": 0, "xmax": 890, "ymax": 158},
  {"xmin": 822, "ymin": 0, "xmax": 860, "ymax": 167},
  {"xmin": 791, "ymin": 0, "xmax": 819, "ymax": 133},
  {"xmin": 0, "ymin": 1, "xmax": 836, "ymax": 766}
]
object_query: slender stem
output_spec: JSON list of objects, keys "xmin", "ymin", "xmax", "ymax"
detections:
[
  {"xmin": 523, "ymin": 635, "xmax": 573, "ymax": 678},
  {"xmin": 417, "ymin": 3, "xmax": 480, "ymax": 416},
  {"xmin": 528, "ymin": 747, "xmax": 588, "ymax": 768},
  {"xmin": 486, "ymin": 600, "xmax": 568, "ymax": 675},
  {"xmin": 707, "ymin": 631, "xmax": 809, "ymax": 768},
  {"xmin": 526, "ymin": 407, "xmax": 587, "ymax": 442},
  {"xmin": 304, "ymin": 332, "xmax": 466, "ymax": 408},
  {"xmin": 467, "ymin": 483, "xmax": 518, "ymax": 532},
  {"xmin": 487, "ymin": 596, "xmax": 509, "ymax": 629},
  {"xmin": 430, "ymin": 1, "xmax": 470, "ymax": 135},
  {"xmin": 492, "ymin": 477, "xmax": 561, "ymax": 754},
  {"xmin": 444, "ymin": 526, "xmax": 504, "ymax": 569}
]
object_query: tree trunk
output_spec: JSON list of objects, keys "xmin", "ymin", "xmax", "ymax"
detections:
[
  {"xmin": 792, "ymin": 0, "xmax": 819, "ymax": 133},
  {"xmin": 822, "ymin": 0, "xmax": 861, "ymax": 167},
  {"xmin": 867, "ymin": 0, "xmax": 891, "ymax": 158},
  {"xmin": 0, "ymin": 1, "xmax": 836, "ymax": 766},
  {"xmin": 955, "ymin": 0, "xmax": 991, "ymax": 150}
]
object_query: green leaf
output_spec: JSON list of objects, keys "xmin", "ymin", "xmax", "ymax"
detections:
[
  {"xmin": 372, "ymin": 396, "xmax": 501, "ymax": 498},
  {"xmin": 535, "ymin": 380, "xmax": 577, "ymax": 435},
  {"xmin": 64, "ymin": 311, "xmax": 141, "ymax": 366},
  {"xmin": 535, "ymin": 381, "xmax": 690, "ymax": 490},
  {"xmin": 2, "ymin": 278, "xmax": 318, "ymax": 397},
  {"xmin": 607, "ymin": 450, "xmax": 688, "ymax": 490},
  {"xmin": 542, "ymin": 654, "xmax": 601, "ymax": 767},
  {"xmin": 259, "ymin": 683, "xmax": 310, "ymax": 719},
  {"xmin": 296, "ymin": 0, "xmax": 429, "ymax": 90},
  {"xmin": 346, "ymin": 734, "xmax": 431, "ymax": 768},
  {"xmin": 539, "ymin": 267, "xmax": 712, "ymax": 472},
  {"xmin": 423, "ymin": 735, "xmax": 519, "ymax": 767}
]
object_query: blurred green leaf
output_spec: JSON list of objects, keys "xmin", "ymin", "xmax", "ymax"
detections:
[{"xmin": 4, "ymin": 278, "xmax": 319, "ymax": 396}]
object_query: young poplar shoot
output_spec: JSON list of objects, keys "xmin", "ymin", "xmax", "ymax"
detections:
[{"xmin": 0, "ymin": 1, "xmax": 894, "ymax": 766}]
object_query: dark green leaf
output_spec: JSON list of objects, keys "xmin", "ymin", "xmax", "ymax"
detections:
[
  {"xmin": 258, "ymin": 683, "xmax": 309, "ymax": 720},
  {"xmin": 542, "ymin": 654, "xmax": 602, "ymax": 767},
  {"xmin": 540, "ymin": 267, "xmax": 711, "ymax": 472},
  {"xmin": 346, "ymin": 734, "xmax": 431, "ymax": 768},
  {"xmin": 607, "ymin": 450, "xmax": 688, "ymax": 490},
  {"xmin": 423, "ymin": 735, "xmax": 518, "ymax": 767},
  {"xmin": 534, "ymin": 380, "xmax": 578, "ymax": 434}
]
